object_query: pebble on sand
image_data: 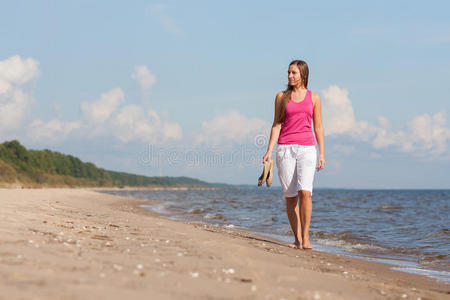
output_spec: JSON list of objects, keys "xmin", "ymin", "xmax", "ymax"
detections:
[{"xmin": 189, "ymin": 272, "xmax": 199, "ymax": 278}]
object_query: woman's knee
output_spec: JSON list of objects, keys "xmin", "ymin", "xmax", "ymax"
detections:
[
  {"xmin": 285, "ymin": 196, "xmax": 298, "ymax": 207},
  {"xmin": 298, "ymin": 190, "xmax": 311, "ymax": 199}
]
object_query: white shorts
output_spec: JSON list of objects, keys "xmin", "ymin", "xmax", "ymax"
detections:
[{"xmin": 276, "ymin": 144, "xmax": 317, "ymax": 197}]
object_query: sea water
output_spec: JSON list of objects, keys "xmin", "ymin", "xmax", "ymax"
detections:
[{"xmin": 100, "ymin": 187, "xmax": 450, "ymax": 282}]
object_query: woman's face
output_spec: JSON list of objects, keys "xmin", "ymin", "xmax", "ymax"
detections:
[{"xmin": 288, "ymin": 64, "xmax": 302, "ymax": 87}]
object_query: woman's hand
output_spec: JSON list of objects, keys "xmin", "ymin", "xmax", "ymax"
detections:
[
  {"xmin": 317, "ymin": 154, "xmax": 326, "ymax": 171},
  {"xmin": 262, "ymin": 152, "xmax": 272, "ymax": 163}
]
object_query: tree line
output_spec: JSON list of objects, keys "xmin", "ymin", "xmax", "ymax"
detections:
[{"xmin": 0, "ymin": 140, "xmax": 220, "ymax": 188}]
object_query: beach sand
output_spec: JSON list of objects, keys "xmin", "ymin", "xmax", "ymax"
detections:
[{"xmin": 0, "ymin": 189, "xmax": 448, "ymax": 300}]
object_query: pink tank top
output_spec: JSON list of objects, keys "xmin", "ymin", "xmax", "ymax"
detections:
[{"xmin": 277, "ymin": 90, "xmax": 315, "ymax": 145}]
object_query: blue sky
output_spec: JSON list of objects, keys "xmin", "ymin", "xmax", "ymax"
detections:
[{"xmin": 1, "ymin": 0, "xmax": 449, "ymax": 188}]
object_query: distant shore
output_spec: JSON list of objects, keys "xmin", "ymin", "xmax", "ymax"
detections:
[
  {"xmin": 0, "ymin": 183, "xmax": 226, "ymax": 190},
  {"xmin": 89, "ymin": 186, "xmax": 226, "ymax": 191},
  {"xmin": 0, "ymin": 188, "xmax": 448, "ymax": 299}
]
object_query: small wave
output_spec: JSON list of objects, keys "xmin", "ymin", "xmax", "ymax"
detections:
[
  {"xmin": 420, "ymin": 254, "xmax": 449, "ymax": 262},
  {"xmin": 314, "ymin": 237, "xmax": 385, "ymax": 252},
  {"xmin": 263, "ymin": 217, "xmax": 278, "ymax": 223},
  {"xmin": 312, "ymin": 231, "xmax": 449, "ymax": 263},
  {"xmin": 140, "ymin": 204, "xmax": 172, "ymax": 214},
  {"xmin": 188, "ymin": 207, "xmax": 212, "ymax": 214},
  {"xmin": 430, "ymin": 228, "xmax": 450, "ymax": 237},
  {"xmin": 312, "ymin": 231, "xmax": 386, "ymax": 252},
  {"xmin": 349, "ymin": 243, "xmax": 385, "ymax": 251},
  {"xmin": 391, "ymin": 266, "xmax": 450, "ymax": 283},
  {"xmin": 378, "ymin": 205, "xmax": 404, "ymax": 210},
  {"xmin": 204, "ymin": 213, "xmax": 214, "ymax": 219},
  {"xmin": 204, "ymin": 213, "xmax": 228, "ymax": 221},
  {"xmin": 313, "ymin": 231, "xmax": 369, "ymax": 241}
]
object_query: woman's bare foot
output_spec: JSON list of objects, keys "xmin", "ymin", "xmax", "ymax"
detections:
[
  {"xmin": 288, "ymin": 241, "xmax": 302, "ymax": 249},
  {"xmin": 302, "ymin": 240, "xmax": 312, "ymax": 250}
]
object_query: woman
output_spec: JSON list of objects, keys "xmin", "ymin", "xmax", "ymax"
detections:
[{"xmin": 262, "ymin": 60, "xmax": 325, "ymax": 250}]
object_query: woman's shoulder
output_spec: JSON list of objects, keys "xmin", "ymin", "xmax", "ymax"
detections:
[
  {"xmin": 276, "ymin": 91, "xmax": 285, "ymax": 98},
  {"xmin": 310, "ymin": 91, "xmax": 321, "ymax": 103},
  {"xmin": 275, "ymin": 91, "xmax": 285, "ymax": 103}
]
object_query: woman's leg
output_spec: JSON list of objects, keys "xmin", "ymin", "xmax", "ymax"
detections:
[
  {"xmin": 276, "ymin": 145, "xmax": 301, "ymax": 248},
  {"xmin": 298, "ymin": 190, "xmax": 312, "ymax": 249},
  {"xmin": 285, "ymin": 195, "xmax": 302, "ymax": 249},
  {"xmin": 296, "ymin": 146, "xmax": 316, "ymax": 249}
]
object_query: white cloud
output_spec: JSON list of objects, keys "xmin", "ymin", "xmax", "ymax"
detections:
[
  {"xmin": 112, "ymin": 104, "xmax": 182, "ymax": 143},
  {"xmin": 24, "ymin": 71, "xmax": 182, "ymax": 144},
  {"xmin": 195, "ymin": 110, "xmax": 270, "ymax": 145},
  {"xmin": 77, "ymin": 86, "xmax": 182, "ymax": 143},
  {"xmin": 132, "ymin": 65, "xmax": 156, "ymax": 90},
  {"xmin": 148, "ymin": 4, "xmax": 182, "ymax": 36},
  {"xmin": 163, "ymin": 122, "xmax": 183, "ymax": 140},
  {"xmin": 0, "ymin": 89, "xmax": 34, "ymax": 132},
  {"xmin": 0, "ymin": 55, "xmax": 39, "ymax": 135},
  {"xmin": 402, "ymin": 111, "xmax": 450, "ymax": 155},
  {"xmin": 0, "ymin": 55, "xmax": 39, "ymax": 85},
  {"xmin": 372, "ymin": 116, "xmax": 398, "ymax": 149},
  {"xmin": 322, "ymin": 85, "xmax": 450, "ymax": 157},
  {"xmin": 0, "ymin": 58, "xmax": 177, "ymax": 146},
  {"xmin": 367, "ymin": 111, "xmax": 450, "ymax": 155},
  {"xmin": 0, "ymin": 79, "xmax": 11, "ymax": 94},
  {"xmin": 322, "ymin": 85, "xmax": 357, "ymax": 135},
  {"xmin": 321, "ymin": 85, "xmax": 370, "ymax": 139},
  {"xmin": 81, "ymin": 87, "xmax": 124, "ymax": 124},
  {"xmin": 28, "ymin": 119, "xmax": 81, "ymax": 143},
  {"xmin": 27, "ymin": 93, "xmax": 182, "ymax": 144}
]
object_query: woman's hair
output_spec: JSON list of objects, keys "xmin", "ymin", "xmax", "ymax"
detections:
[{"xmin": 276, "ymin": 60, "xmax": 309, "ymax": 124}]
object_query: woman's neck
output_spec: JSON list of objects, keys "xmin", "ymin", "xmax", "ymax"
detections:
[{"xmin": 292, "ymin": 85, "xmax": 306, "ymax": 93}]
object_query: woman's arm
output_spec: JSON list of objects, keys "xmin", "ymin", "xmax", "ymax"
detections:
[
  {"xmin": 262, "ymin": 92, "xmax": 283, "ymax": 163},
  {"xmin": 312, "ymin": 92, "xmax": 325, "ymax": 171}
]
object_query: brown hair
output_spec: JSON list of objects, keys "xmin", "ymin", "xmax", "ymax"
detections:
[{"xmin": 276, "ymin": 60, "xmax": 309, "ymax": 124}]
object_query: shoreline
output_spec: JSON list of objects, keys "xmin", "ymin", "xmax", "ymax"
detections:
[
  {"xmin": 89, "ymin": 186, "xmax": 227, "ymax": 191},
  {"xmin": 100, "ymin": 188, "xmax": 450, "ymax": 284},
  {"xmin": 137, "ymin": 206, "xmax": 450, "ymax": 284},
  {"xmin": 0, "ymin": 188, "xmax": 448, "ymax": 299},
  {"xmin": 0, "ymin": 184, "xmax": 226, "ymax": 191}
]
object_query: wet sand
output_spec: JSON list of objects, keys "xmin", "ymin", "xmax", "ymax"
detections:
[{"xmin": 0, "ymin": 188, "xmax": 448, "ymax": 299}]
